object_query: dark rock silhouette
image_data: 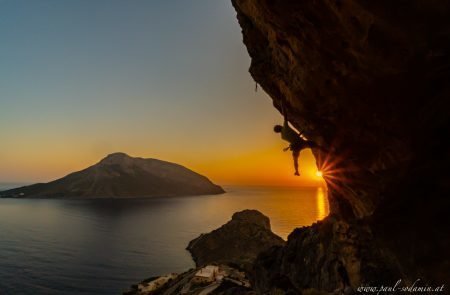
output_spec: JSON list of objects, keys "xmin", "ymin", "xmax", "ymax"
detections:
[
  {"xmin": 0, "ymin": 152, "xmax": 224, "ymax": 198},
  {"xmin": 232, "ymin": 0, "xmax": 450, "ymax": 293},
  {"xmin": 187, "ymin": 210, "xmax": 285, "ymax": 271}
]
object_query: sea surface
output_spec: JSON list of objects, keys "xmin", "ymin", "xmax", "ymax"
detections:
[{"xmin": 0, "ymin": 185, "xmax": 329, "ymax": 295}]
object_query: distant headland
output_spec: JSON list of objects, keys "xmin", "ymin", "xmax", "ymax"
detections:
[{"xmin": 0, "ymin": 152, "xmax": 224, "ymax": 198}]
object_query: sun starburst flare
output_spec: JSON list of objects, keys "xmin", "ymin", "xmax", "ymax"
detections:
[{"xmin": 314, "ymin": 145, "xmax": 359, "ymax": 194}]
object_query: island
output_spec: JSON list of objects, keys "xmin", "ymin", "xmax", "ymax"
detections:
[{"xmin": 0, "ymin": 152, "xmax": 224, "ymax": 198}]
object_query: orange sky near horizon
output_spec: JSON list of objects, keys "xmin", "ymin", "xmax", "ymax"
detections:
[{"xmin": 0, "ymin": 139, "xmax": 324, "ymax": 187}]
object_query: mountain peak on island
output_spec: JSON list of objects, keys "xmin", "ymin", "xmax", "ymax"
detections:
[
  {"xmin": 0, "ymin": 153, "xmax": 224, "ymax": 198},
  {"xmin": 99, "ymin": 152, "xmax": 133, "ymax": 164},
  {"xmin": 104, "ymin": 152, "xmax": 130, "ymax": 159}
]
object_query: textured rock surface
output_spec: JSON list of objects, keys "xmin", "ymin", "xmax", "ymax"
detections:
[
  {"xmin": 187, "ymin": 210, "xmax": 285, "ymax": 271},
  {"xmin": 0, "ymin": 152, "xmax": 224, "ymax": 198},
  {"xmin": 251, "ymin": 218, "xmax": 401, "ymax": 294},
  {"xmin": 232, "ymin": 0, "xmax": 450, "ymax": 293}
]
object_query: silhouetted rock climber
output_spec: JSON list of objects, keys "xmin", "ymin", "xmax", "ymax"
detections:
[{"xmin": 274, "ymin": 102, "xmax": 319, "ymax": 176}]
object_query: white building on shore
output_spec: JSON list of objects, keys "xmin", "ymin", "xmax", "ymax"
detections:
[{"xmin": 192, "ymin": 265, "xmax": 219, "ymax": 284}]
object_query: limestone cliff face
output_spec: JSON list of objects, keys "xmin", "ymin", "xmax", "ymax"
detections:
[{"xmin": 232, "ymin": 0, "xmax": 450, "ymax": 293}]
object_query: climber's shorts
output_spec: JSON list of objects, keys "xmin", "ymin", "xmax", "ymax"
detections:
[{"xmin": 290, "ymin": 140, "xmax": 306, "ymax": 152}]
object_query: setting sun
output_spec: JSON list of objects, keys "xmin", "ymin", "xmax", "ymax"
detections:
[{"xmin": 315, "ymin": 171, "xmax": 323, "ymax": 178}]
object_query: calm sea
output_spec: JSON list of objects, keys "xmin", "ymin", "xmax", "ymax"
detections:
[{"xmin": 0, "ymin": 186, "xmax": 329, "ymax": 295}]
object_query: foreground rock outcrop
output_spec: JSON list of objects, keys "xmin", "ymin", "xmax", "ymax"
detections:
[
  {"xmin": 187, "ymin": 210, "xmax": 285, "ymax": 271},
  {"xmin": 125, "ymin": 210, "xmax": 283, "ymax": 295},
  {"xmin": 0, "ymin": 152, "xmax": 224, "ymax": 198},
  {"xmin": 232, "ymin": 0, "xmax": 450, "ymax": 293}
]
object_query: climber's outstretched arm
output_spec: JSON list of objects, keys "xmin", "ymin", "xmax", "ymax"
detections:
[{"xmin": 281, "ymin": 100, "xmax": 288, "ymax": 122}]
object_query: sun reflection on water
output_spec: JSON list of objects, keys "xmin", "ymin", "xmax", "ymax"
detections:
[{"xmin": 316, "ymin": 186, "xmax": 329, "ymax": 220}]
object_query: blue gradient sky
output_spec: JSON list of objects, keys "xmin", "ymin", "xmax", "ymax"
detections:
[{"xmin": 0, "ymin": 0, "xmax": 320, "ymax": 185}]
